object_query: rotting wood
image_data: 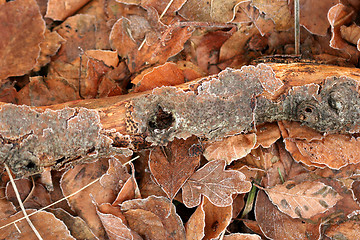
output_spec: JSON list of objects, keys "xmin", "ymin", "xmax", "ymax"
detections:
[{"xmin": 1, "ymin": 62, "xmax": 360, "ymax": 177}]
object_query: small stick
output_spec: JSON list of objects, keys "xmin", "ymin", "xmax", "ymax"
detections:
[
  {"xmin": 4, "ymin": 164, "xmax": 43, "ymax": 240},
  {"xmin": 294, "ymin": 0, "xmax": 300, "ymax": 55}
]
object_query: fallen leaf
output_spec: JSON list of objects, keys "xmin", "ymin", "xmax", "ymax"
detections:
[
  {"xmin": 223, "ymin": 233, "xmax": 262, "ymax": 240},
  {"xmin": 96, "ymin": 203, "xmax": 142, "ymax": 240},
  {"xmin": 251, "ymin": 0, "xmax": 293, "ymax": 31},
  {"xmin": 121, "ymin": 196, "xmax": 186, "ymax": 240},
  {"xmin": 0, "ymin": 79, "xmax": 16, "ymax": 103},
  {"xmin": 149, "ymin": 137, "xmax": 200, "ymax": 200},
  {"xmin": 110, "ymin": 9, "xmax": 194, "ymax": 72},
  {"xmin": 298, "ymin": 0, "xmax": 339, "ymax": 36},
  {"xmin": 202, "ymin": 196, "xmax": 233, "ymax": 240},
  {"xmin": 185, "ymin": 199, "xmax": 205, "ymax": 240},
  {"xmin": 203, "ymin": 133, "xmax": 257, "ymax": 164},
  {"xmin": 132, "ymin": 62, "xmax": 186, "ymax": 92},
  {"xmin": 0, "ymin": 210, "xmax": 75, "ymax": 240},
  {"xmin": 33, "ymin": 29, "xmax": 65, "ymax": 72},
  {"xmin": 179, "ymin": 0, "xmax": 244, "ymax": 23},
  {"xmin": 182, "ymin": 160, "xmax": 252, "ymax": 208},
  {"xmin": 254, "ymin": 123, "xmax": 281, "ymax": 148},
  {"xmin": 265, "ymin": 180, "xmax": 342, "ymax": 219},
  {"xmin": 46, "ymin": 0, "xmax": 92, "ymax": 21},
  {"xmin": 141, "ymin": 0, "xmax": 187, "ymax": 17},
  {"xmin": 61, "ymin": 159, "xmax": 115, "ymax": 239},
  {"xmin": 0, "ymin": 0, "xmax": 45, "ymax": 79},
  {"xmin": 6, "ymin": 178, "xmax": 51, "ymax": 209},
  {"xmin": 324, "ymin": 219, "xmax": 360, "ymax": 239},
  {"xmin": 255, "ymin": 190, "xmax": 321, "ymax": 240},
  {"xmin": 49, "ymin": 208, "xmax": 98, "ymax": 240},
  {"xmin": 340, "ymin": 23, "xmax": 360, "ymax": 51}
]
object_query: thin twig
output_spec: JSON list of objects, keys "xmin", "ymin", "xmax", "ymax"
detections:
[
  {"xmin": 23, "ymin": 176, "xmax": 35, "ymax": 204},
  {"xmin": 294, "ymin": 0, "xmax": 300, "ymax": 55},
  {"xmin": 0, "ymin": 176, "xmax": 100, "ymax": 230},
  {"xmin": 4, "ymin": 163, "xmax": 43, "ymax": 240}
]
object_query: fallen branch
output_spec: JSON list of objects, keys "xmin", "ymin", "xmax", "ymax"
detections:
[{"xmin": 1, "ymin": 63, "xmax": 360, "ymax": 177}]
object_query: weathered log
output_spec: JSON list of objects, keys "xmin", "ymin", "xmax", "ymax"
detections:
[{"xmin": 1, "ymin": 62, "xmax": 360, "ymax": 177}]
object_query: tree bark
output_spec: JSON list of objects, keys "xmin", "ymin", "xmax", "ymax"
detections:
[{"xmin": 2, "ymin": 62, "xmax": 360, "ymax": 177}]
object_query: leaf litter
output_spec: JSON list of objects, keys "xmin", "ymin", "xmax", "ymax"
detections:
[{"xmin": 2, "ymin": 0, "xmax": 360, "ymax": 239}]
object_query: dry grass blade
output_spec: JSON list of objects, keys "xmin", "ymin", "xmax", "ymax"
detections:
[
  {"xmin": 4, "ymin": 163, "xmax": 43, "ymax": 240},
  {"xmin": 160, "ymin": 0, "xmax": 174, "ymax": 19},
  {"xmin": 0, "ymin": 176, "xmax": 100, "ymax": 231}
]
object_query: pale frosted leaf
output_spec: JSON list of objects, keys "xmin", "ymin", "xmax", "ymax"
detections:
[{"xmin": 265, "ymin": 181, "xmax": 342, "ymax": 219}]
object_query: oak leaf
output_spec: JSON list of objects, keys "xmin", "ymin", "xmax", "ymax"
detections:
[
  {"xmin": 182, "ymin": 160, "xmax": 252, "ymax": 208},
  {"xmin": 265, "ymin": 181, "xmax": 342, "ymax": 219}
]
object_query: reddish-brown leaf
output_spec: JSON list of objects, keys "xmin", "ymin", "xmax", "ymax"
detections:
[
  {"xmin": 0, "ymin": 0, "xmax": 45, "ymax": 79},
  {"xmin": 96, "ymin": 203, "xmax": 142, "ymax": 240},
  {"xmin": 132, "ymin": 62, "xmax": 186, "ymax": 93},
  {"xmin": 149, "ymin": 137, "xmax": 200, "ymax": 200},
  {"xmin": 46, "ymin": 0, "xmax": 92, "ymax": 21},
  {"xmin": 61, "ymin": 159, "xmax": 115, "ymax": 239},
  {"xmin": 223, "ymin": 233, "xmax": 262, "ymax": 240},
  {"xmin": 324, "ymin": 219, "xmax": 360, "ymax": 239},
  {"xmin": 0, "ymin": 210, "xmax": 75, "ymax": 240},
  {"xmin": 121, "ymin": 196, "xmax": 186, "ymax": 240},
  {"xmin": 179, "ymin": 0, "xmax": 244, "ymax": 23},
  {"xmin": 203, "ymin": 133, "xmax": 257, "ymax": 164},
  {"xmin": 255, "ymin": 191, "xmax": 321, "ymax": 240},
  {"xmin": 182, "ymin": 160, "xmax": 252, "ymax": 208}
]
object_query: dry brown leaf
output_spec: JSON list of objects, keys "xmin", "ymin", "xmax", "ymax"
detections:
[
  {"xmin": 46, "ymin": 0, "xmax": 92, "ymax": 21},
  {"xmin": 223, "ymin": 233, "xmax": 262, "ymax": 240},
  {"xmin": 149, "ymin": 137, "xmax": 201, "ymax": 200},
  {"xmin": 0, "ymin": 186, "xmax": 16, "ymax": 219},
  {"xmin": 279, "ymin": 121, "xmax": 324, "ymax": 141},
  {"xmin": 85, "ymin": 50, "xmax": 119, "ymax": 68},
  {"xmin": 49, "ymin": 208, "xmax": 98, "ymax": 240},
  {"xmin": 299, "ymin": 0, "xmax": 339, "ymax": 36},
  {"xmin": 179, "ymin": 0, "xmax": 244, "ymax": 23},
  {"xmin": 17, "ymin": 76, "xmax": 78, "ymax": 106},
  {"xmin": 192, "ymin": 30, "xmax": 233, "ymax": 74},
  {"xmin": 202, "ymin": 196, "xmax": 232, "ymax": 240},
  {"xmin": 100, "ymin": 157, "xmax": 130, "ymax": 194},
  {"xmin": 0, "ymin": 210, "xmax": 75, "ymax": 240},
  {"xmin": 34, "ymin": 29, "xmax": 65, "ymax": 72},
  {"xmin": 351, "ymin": 180, "xmax": 360, "ymax": 204},
  {"xmin": 132, "ymin": 62, "xmax": 186, "ymax": 93},
  {"xmin": 203, "ymin": 133, "xmax": 256, "ymax": 164},
  {"xmin": 265, "ymin": 181, "xmax": 342, "ymax": 219},
  {"xmin": 0, "ymin": 79, "xmax": 16, "ymax": 103},
  {"xmin": 121, "ymin": 196, "xmax": 186, "ymax": 240},
  {"xmin": 324, "ymin": 219, "xmax": 360, "ymax": 239},
  {"xmin": 0, "ymin": 0, "xmax": 45, "ymax": 79},
  {"xmin": 251, "ymin": 0, "xmax": 293, "ymax": 31},
  {"xmin": 328, "ymin": 3, "xmax": 357, "ymax": 53},
  {"xmin": 182, "ymin": 160, "xmax": 252, "ymax": 208},
  {"xmin": 110, "ymin": 9, "xmax": 193, "ymax": 73},
  {"xmin": 6, "ymin": 178, "xmax": 51, "ymax": 209},
  {"xmin": 142, "ymin": 0, "xmax": 187, "ymax": 16},
  {"xmin": 96, "ymin": 204, "xmax": 142, "ymax": 240},
  {"xmin": 61, "ymin": 159, "xmax": 115, "ymax": 239},
  {"xmin": 185, "ymin": 199, "xmax": 205, "ymax": 240},
  {"xmin": 255, "ymin": 123, "xmax": 281, "ymax": 148},
  {"xmin": 288, "ymin": 133, "xmax": 360, "ymax": 169},
  {"xmin": 255, "ymin": 190, "xmax": 321, "ymax": 240},
  {"xmin": 340, "ymin": 23, "xmax": 360, "ymax": 51}
]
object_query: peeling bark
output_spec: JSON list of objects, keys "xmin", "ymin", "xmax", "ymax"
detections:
[{"xmin": 1, "ymin": 63, "xmax": 360, "ymax": 177}]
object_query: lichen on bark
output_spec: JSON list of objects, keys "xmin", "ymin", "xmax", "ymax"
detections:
[{"xmin": 0, "ymin": 104, "xmax": 131, "ymax": 177}]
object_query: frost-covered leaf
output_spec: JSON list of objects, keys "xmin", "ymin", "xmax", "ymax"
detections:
[
  {"xmin": 182, "ymin": 160, "xmax": 252, "ymax": 208},
  {"xmin": 121, "ymin": 196, "xmax": 186, "ymax": 240},
  {"xmin": 203, "ymin": 133, "xmax": 256, "ymax": 164},
  {"xmin": 149, "ymin": 137, "xmax": 200, "ymax": 200},
  {"xmin": 265, "ymin": 181, "xmax": 342, "ymax": 219}
]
